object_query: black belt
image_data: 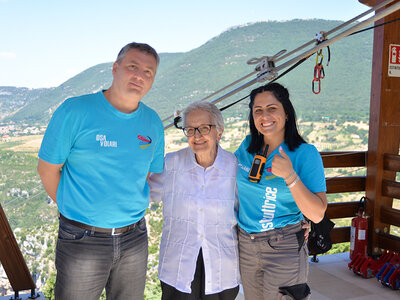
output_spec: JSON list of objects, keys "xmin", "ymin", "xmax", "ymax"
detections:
[{"xmin": 59, "ymin": 214, "xmax": 139, "ymax": 235}]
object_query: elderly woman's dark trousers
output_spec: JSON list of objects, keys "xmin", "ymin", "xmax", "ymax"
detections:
[{"xmin": 161, "ymin": 249, "xmax": 239, "ymax": 300}]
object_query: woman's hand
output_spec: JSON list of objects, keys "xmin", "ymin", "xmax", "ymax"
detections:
[
  {"xmin": 271, "ymin": 146, "xmax": 294, "ymax": 180},
  {"xmin": 272, "ymin": 146, "xmax": 327, "ymax": 223}
]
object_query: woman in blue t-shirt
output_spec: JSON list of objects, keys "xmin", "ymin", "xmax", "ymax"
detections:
[{"xmin": 235, "ymin": 82, "xmax": 327, "ymax": 300}]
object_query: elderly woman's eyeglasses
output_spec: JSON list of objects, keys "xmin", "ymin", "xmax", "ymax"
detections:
[{"xmin": 182, "ymin": 124, "xmax": 216, "ymax": 137}]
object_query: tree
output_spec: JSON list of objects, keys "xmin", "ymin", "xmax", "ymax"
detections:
[{"xmin": 42, "ymin": 271, "xmax": 56, "ymax": 300}]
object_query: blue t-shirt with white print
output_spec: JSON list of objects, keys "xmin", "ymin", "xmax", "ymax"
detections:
[
  {"xmin": 39, "ymin": 91, "xmax": 164, "ymax": 228},
  {"xmin": 234, "ymin": 135, "xmax": 326, "ymax": 233}
]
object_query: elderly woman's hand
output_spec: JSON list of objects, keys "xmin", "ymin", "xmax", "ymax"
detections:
[
  {"xmin": 271, "ymin": 146, "xmax": 295, "ymax": 180},
  {"xmin": 301, "ymin": 220, "xmax": 310, "ymax": 241}
]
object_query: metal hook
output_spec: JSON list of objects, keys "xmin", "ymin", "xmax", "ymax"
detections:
[
  {"xmin": 247, "ymin": 49, "xmax": 287, "ymax": 65},
  {"xmin": 248, "ymin": 50, "xmax": 287, "ymax": 82}
]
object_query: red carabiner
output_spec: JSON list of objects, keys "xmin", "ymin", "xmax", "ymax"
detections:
[
  {"xmin": 314, "ymin": 64, "xmax": 325, "ymax": 80},
  {"xmin": 314, "ymin": 65, "xmax": 320, "ymax": 80},
  {"xmin": 312, "ymin": 78, "xmax": 321, "ymax": 94}
]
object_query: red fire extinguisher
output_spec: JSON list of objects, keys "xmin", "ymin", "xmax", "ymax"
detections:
[{"xmin": 350, "ymin": 197, "xmax": 368, "ymax": 260}]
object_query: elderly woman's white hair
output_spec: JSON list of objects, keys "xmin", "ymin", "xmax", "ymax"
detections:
[{"xmin": 182, "ymin": 101, "xmax": 224, "ymax": 134}]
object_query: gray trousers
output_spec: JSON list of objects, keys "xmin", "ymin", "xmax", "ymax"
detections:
[
  {"xmin": 238, "ymin": 222, "xmax": 310, "ymax": 300},
  {"xmin": 54, "ymin": 217, "xmax": 148, "ymax": 300}
]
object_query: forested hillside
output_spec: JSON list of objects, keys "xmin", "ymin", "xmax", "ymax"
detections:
[{"xmin": 2, "ymin": 19, "xmax": 373, "ymax": 125}]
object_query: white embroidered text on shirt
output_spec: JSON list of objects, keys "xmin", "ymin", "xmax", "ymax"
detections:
[{"xmin": 96, "ymin": 134, "xmax": 118, "ymax": 148}]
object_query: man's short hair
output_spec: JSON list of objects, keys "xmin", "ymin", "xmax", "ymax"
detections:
[{"xmin": 116, "ymin": 42, "xmax": 160, "ymax": 66}]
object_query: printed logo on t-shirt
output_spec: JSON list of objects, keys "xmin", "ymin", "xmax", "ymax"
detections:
[
  {"xmin": 238, "ymin": 162, "xmax": 250, "ymax": 173},
  {"xmin": 96, "ymin": 134, "xmax": 117, "ymax": 148},
  {"xmin": 259, "ymin": 186, "xmax": 277, "ymax": 232},
  {"xmin": 264, "ymin": 167, "xmax": 277, "ymax": 180},
  {"xmin": 138, "ymin": 135, "xmax": 152, "ymax": 149}
]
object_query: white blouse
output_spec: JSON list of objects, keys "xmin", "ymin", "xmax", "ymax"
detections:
[{"xmin": 149, "ymin": 145, "xmax": 240, "ymax": 294}]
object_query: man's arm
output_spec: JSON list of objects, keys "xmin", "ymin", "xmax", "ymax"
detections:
[{"xmin": 37, "ymin": 158, "xmax": 64, "ymax": 203}]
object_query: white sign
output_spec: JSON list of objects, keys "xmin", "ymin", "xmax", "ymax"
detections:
[{"xmin": 388, "ymin": 44, "xmax": 400, "ymax": 77}]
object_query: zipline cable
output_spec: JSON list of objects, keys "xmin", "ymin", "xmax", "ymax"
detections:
[
  {"xmin": 349, "ymin": 16, "xmax": 400, "ymax": 36},
  {"xmin": 2, "ymin": 184, "xmax": 44, "ymax": 207},
  {"xmin": 163, "ymin": 0, "xmax": 400, "ymax": 130},
  {"xmin": 161, "ymin": 71, "xmax": 256, "ymax": 123},
  {"xmin": 275, "ymin": 0, "xmax": 394, "ymax": 63},
  {"xmin": 270, "ymin": 1, "xmax": 400, "ymax": 77},
  {"xmin": 7, "ymin": 190, "xmax": 47, "ymax": 210},
  {"xmin": 214, "ymin": 14, "xmax": 400, "ymax": 114},
  {"xmin": 219, "ymin": 56, "xmax": 311, "ymax": 112}
]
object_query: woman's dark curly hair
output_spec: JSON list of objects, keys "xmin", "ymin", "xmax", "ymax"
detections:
[{"xmin": 247, "ymin": 82, "xmax": 306, "ymax": 154}]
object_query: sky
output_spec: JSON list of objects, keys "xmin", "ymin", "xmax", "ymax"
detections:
[{"xmin": 0, "ymin": 0, "xmax": 369, "ymax": 88}]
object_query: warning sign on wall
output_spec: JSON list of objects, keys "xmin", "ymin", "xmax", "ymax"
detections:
[{"xmin": 388, "ymin": 44, "xmax": 400, "ymax": 77}]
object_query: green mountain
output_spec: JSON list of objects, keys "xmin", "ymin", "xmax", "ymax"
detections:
[
  {"xmin": 0, "ymin": 87, "xmax": 50, "ymax": 120},
  {"xmin": 2, "ymin": 19, "xmax": 373, "ymax": 124}
]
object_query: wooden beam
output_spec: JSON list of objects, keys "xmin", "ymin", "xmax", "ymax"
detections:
[
  {"xmin": 365, "ymin": 0, "xmax": 400, "ymax": 256},
  {"xmin": 330, "ymin": 226, "xmax": 351, "ymax": 244},
  {"xmin": 383, "ymin": 153, "xmax": 400, "ymax": 171},
  {"xmin": 380, "ymin": 206, "xmax": 400, "ymax": 227},
  {"xmin": 0, "ymin": 204, "xmax": 36, "ymax": 292},
  {"xmin": 382, "ymin": 179, "xmax": 400, "ymax": 199},
  {"xmin": 326, "ymin": 202, "xmax": 360, "ymax": 219},
  {"xmin": 326, "ymin": 176, "xmax": 366, "ymax": 194},
  {"xmin": 377, "ymin": 232, "xmax": 400, "ymax": 252},
  {"xmin": 359, "ymin": 0, "xmax": 377, "ymax": 8},
  {"xmin": 321, "ymin": 151, "xmax": 367, "ymax": 168}
]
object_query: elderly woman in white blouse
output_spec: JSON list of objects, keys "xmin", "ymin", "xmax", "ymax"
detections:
[{"xmin": 149, "ymin": 101, "xmax": 240, "ymax": 300}]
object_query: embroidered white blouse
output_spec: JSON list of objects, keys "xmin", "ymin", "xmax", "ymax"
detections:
[{"xmin": 149, "ymin": 145, "xmax": 240, "ymax": 294}]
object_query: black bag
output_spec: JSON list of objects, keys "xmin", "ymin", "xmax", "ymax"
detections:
[{"xmin": 307, "ymin": 215, "xmax": 335, "ymax": 255}]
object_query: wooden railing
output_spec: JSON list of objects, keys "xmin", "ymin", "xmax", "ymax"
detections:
[
  {"xmin": 321, "ymin": 151, "xmax": 367, "ymax": 244},
  {"xmin": 375, "ymin": 153, "xmax": 400, "ymax": 252},
  {"xmin": 321, "ymin": 151, "xmax": 400, "ymax": 253}
]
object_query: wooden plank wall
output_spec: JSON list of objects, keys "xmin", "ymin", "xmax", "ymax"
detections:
[
  {"xmin": 320, "ymin": 151, "xmax": 400, "ymax": 252},
  {"xmin": 321, "ymin": 151, "xmax": 367, "ymax": 244}
]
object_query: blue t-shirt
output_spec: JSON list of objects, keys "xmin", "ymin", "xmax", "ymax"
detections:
[
  {"xmin": 235, "ymin": 135, "xmax": 326, "ymax": 233},
  {"xmin": 38, "ymin": 91, "xmax": 165, "ymax": 228}
]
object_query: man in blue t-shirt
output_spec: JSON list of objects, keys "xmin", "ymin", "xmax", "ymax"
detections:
[{"xmin": 37, "ymin": 42, "xmax": 165, "ymax": 300}]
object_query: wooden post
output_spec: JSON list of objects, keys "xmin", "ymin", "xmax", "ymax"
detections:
[
  {"xmin": 360, "ymin": 0, "xmax": 400, "ymax": 255},
  {"xmin": 0, "ymin": 204, "xmax": 36, "ymax": 294}
]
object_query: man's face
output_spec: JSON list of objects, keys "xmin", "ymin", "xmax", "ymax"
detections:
[{"xmin": 112, "ymin": 48, "xmax": 157, "ymax": 101}]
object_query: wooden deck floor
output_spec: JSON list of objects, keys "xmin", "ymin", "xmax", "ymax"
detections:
[{"xmin": 308, "ymin": 252, "xmax": 399, "ymax": 300}]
